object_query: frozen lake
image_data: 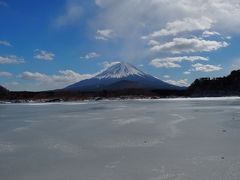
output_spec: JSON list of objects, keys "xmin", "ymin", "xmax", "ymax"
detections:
[{"xmin": 1, "ymin": 98, "xmax": 240, "ymax": 180}]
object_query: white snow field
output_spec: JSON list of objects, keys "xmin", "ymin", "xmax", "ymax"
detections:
[{"xmin": 0, "ymin": 98, "xmax": 240, "ymax": 180}]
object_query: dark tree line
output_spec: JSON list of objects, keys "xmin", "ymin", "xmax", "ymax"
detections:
[{"xmin": 188, "ymin": 70, "xmax": 240, "ymax": 96}]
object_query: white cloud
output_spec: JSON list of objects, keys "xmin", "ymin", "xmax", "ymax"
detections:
[
  {"xmin": 19, "ymin": 70, "xmax": 94, "ymax": 85},
  {"xmin": 150, "ymin": 56, "xmax": 208, "ymax": 69},
  {"xmin": 0, "ymin": 55, "xmax": 25, "ymax": 64},
  {"xmin": 165, "ymin": 79, "xmax": 189, "ymax": 87},
  {"xmin": 151, "ymin": 37, "xmax": 228, "ymax": 54},
  {"xmin": 55, "ymin": 1, "xmax": 83, "ymax": 27},
  {"xmin": 202, "ymin": 31, "xmax": 221, "ymax": 38},
  {"xmin": 226, "ymin": 36, "xmax": 232, "ymax": 40},
  {"xmin": 0, "ymin": 71, "xmax": 12, "ymax": 77},
  {"xmin": 146, "ymin": 17, "xmax": 213, "ymax": 38},
  {"xmin": 96, "ymin": 29, "xmax": 114, "ymax": 40},
  {"xmin": 184, "ymin": 71, "xmax": 191, "ymax": 75},
  {"xmin": 191, "ymin": 63, "xmax": 222, "ymax": 72},
  {"xmin": 102, "ymin": 61, "xmax": 120, "ymax": 68},
  {"xmin": 81, "ymin": 52, "xmax": 100, "ymax": 59},
  {"xmin": 163, "ymin": 75, "xmax": 170, "ymax": 79},
  {"xmin": 95, "ymin": 0, "xmax": 240, "ymax": 35},
  {"xmin": 0, "ymin": 40, "xmax": 12, "ymax": 47},
  {"xmin": 34, "ymin": 49, "xmax": 55, "ymax": 61},
  {"xmin": 154, "ymin": 56, "xmax": 208, "ymax": 63},
  {"xmin": 19, "ymin": 72, "xmax": 48, "ymax": 81},
  {"xmin": 150, "ymin": 60, "xmax": 181, "ymax": 68},
  {"xmin": 147, "ymin": 40, "xmax": 159, "ymax": 46},
  {"xmin": 92, "ymin": 0, "xmax": 240, "ymax": 60},
  {"xmin": 56, "ymin": 70, "xmax": 93, "ymax": 82}
]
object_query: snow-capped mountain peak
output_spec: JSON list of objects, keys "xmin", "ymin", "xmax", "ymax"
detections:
[
  {"xmin": 64, "ymin": 62, "xmax": 183, "ymax": 91},
  {"xmin": 95, "ymin": 62, "xmax": 146, "ymax": 79}
]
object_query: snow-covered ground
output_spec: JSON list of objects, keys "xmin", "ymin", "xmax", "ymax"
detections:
[{"xmin": 0, "ymin": 99, "xmax": 240, "ymax": 180}]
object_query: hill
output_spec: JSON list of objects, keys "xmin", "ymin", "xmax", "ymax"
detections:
[{"xmin": 188, "ymin": 70, "xmax": 240, "ymax": 96}]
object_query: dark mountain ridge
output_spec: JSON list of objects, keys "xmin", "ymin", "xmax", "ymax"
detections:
[
  {"xmin": 0, "ymin": 85, "xmax": 9, "ymax": 94},
  {"xmin": 188, "ymin": 70, "xmax": 240, "ymax": 96}
]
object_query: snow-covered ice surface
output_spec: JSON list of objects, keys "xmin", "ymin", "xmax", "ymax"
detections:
[{"xmin": 1, "ymin": 98, "xmax": 240, "ymax": 180}]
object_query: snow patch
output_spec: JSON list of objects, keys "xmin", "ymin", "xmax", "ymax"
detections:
[{"xmin": 95, "ymin": 62, "xmax": 147, "ymax": 79}]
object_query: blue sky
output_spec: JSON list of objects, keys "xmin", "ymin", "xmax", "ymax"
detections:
[{"xmin": 1, "ymin": 0, "xmax": 240, "ymax": 91}]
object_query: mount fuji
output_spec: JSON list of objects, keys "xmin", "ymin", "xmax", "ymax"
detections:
[{"xmin": 64, "ymin": 62, "xmax": 183, "ymax": 91}]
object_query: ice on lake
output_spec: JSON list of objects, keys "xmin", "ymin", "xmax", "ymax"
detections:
[{"xmin": 1, "ymin": 98, "xmax": 240, "ymax": 180}]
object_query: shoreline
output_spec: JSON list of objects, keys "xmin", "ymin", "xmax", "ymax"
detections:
[{"xmin": 1, "ymin": 96, "xmax": 240, "ymax": 104}]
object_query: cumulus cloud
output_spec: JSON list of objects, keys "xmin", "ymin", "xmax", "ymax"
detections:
[
  {"xmin": 163, "ymin": 75, "xmax": 170, "ymax": 79},
  {"xmin": 150, "ymin": 56, "xmax": 208, "ymax": 68},
  {"xmin": 184, "ymin": 71, "xmax": 191, "ymax": 75},
  {"xmin": 0, "ymin": 40, "xmax": 12, "ymax": 47},
  {"xmin": 147, "ymin": 40, "xmax": 159, "ymax": 46},
  {"xmin": 19, "ymin": 70, "xmax": 94, "ymax": 85},
  {"xmin": 102, "ymin": 61, "xmax": 120, "ymax": 68},
  {"xmin": 150, "ymin": 60, "xmax": 181, "ymax": 68},
  {"xmin": 96, "ymin": 29, "xmax": 114, "ymax": 40},
  {"xmin": 202, "ymin": 31, "xmax": 221, "ymax": 38},
  {"xmin": 19, "ymin": 72, "xmax": 48, "ymax": 81},
  {"xmin": 81, "ymin": 52, "xmax": 100, "ymax": 59},
  {"xmin": 34, "ymin": 49, "xmax": 55, "ymax": 61},
  {"xmin": 150, "ymin": 37, "xmax": 228, "ymax": 54},
  {"xmin": 155, "ymin": 56, "xmax": 208, "ymax": 63},
  {"xmin": 92, "ymin": 0, "xmax": 239, "ymax": 61},
  {"xmin": 145, "ymin": 17, "xmax": 213, "ymax": 38},
  {"xmin": 95, "ymin": 0, "xmax": 240, "ymax": 35},
  {"xmin": 226, "ymin": 36, "xmax": 232, "ymax": 40},
  {"xmin": 0, "ymin": 55, "xmax": 25, "ymax": 64},
  {"xmin": 191, "ymin": 63, "xmax": 222, "ymax": 72},
  {"xmin": 55, "ymin": 1, "xmax": 83, "ymax": 27},
  {"xmin": 165, "ymin": 79, "xmax": 189, "ymax": 87},
  {"xmin": 0, "ymin": 71, "xmax": 12, "ymax": 77}
]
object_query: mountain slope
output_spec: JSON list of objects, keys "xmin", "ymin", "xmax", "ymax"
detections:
[{"xmin": 65, "ymin": 62, "xmax": 182, "ymax": 91}]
